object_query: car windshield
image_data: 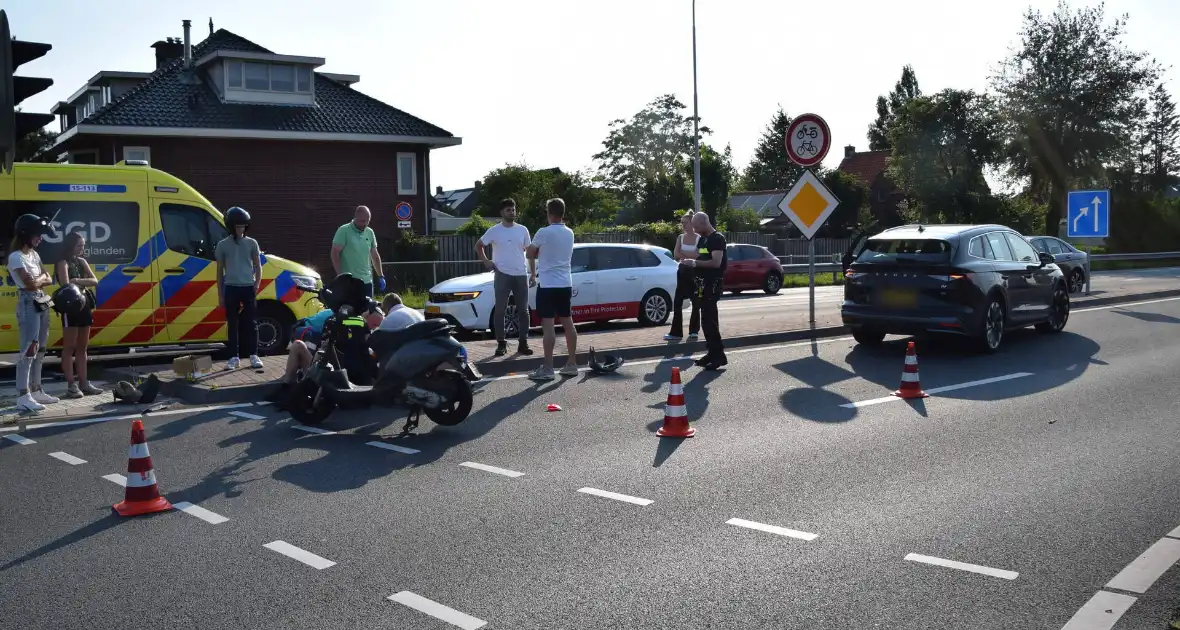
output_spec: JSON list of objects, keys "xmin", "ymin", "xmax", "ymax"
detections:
[{"xmin": 855, "ymin": 238, "xmax": 953, "ymax": 265}]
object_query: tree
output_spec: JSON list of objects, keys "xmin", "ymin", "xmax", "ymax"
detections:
[
  {"xmin": 476, "ymin": 163, "xmax": 619, "ymax": 231},
  {"xmin": 15, "ymin": 121, "xmax": 57, "ymax": 163},
  {"xmin": 867, "ymin": 65, "xmax": 922, "ymax": 151},
  {"xmin": 992, "ymin": 0, "xmax": 1160, "ymax": 234},
  {"xmin": 593, "ymin": 94, "xmax": 711, "ymax": 201},
  {"xmin": 683, "ymin": 143, "xmax": 737, "ymax": 220},
  {"xmin": 1142, "ymin": 83, "xmax": 1180, "ymax": 192},
  {"xmin": 738, "ymin": 107, "xmax": 804, "ymax": 192},
  {"xmin": 887, "ymin": 89, "xmax": 1003, "ymax": 224}
]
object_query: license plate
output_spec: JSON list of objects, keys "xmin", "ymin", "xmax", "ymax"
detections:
[
  {"xmin": 879, "ymin": 288, "xmax": 918, "ymax": 309},
  {"xmin": 425, "ymin": 305, "xmax": 441, "ymax": 314}
]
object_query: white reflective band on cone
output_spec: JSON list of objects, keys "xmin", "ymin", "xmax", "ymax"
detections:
[
  {"xmin": 128, "ymin": 443, "xmax": 151, "ymax": 460},
  {"xmin": 901, "ymin": 372, "xmax": 920, "ymax": 383},
  {"xmin": 125, "ymin": 470, "xmax": 158, "ymax": 488},
  {"xmin": 664, "ymin": 405, "xmax": 687, "ymax": 417},
  {"xmin": 668, "ymin": 383, "xmax": 684, "ymax": 395},
  {"xmin": 905, "ymin": 355, "xmax": 918, "ymax": 365}
]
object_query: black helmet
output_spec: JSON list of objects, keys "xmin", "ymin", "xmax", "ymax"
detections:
[
  {"xmin": 588, "ymin": 346, "xmax": 625, "ymax": 375},
  {"xmin": 52, "ymin": 283, "xmax": 87, "ymax": 318},
  {"xmin": 14, "ymin": 213, "xmax": 55, "ymax": 240},
  {"xmin": 225, "ymin": 206, "xmax": 251, "ymax": 230}
]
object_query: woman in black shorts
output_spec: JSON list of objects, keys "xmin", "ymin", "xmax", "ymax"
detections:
[{"xmin": 54, "ymin": 232, "xmax": 102, "ymax": 398}]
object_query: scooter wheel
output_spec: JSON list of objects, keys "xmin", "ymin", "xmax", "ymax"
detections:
[
  {"xmin": 287, "ymin": 378, "xmax": 335, "ymax": 426},
  {"xmin": 423, "ymin": 369, "xmax": 474, "ymax": 426}
]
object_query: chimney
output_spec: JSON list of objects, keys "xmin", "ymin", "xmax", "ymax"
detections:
[
  {"xmin": 473, "ymin": 180, "xmax": 482, "ymax": 191},
  {"xmin": 844, "ymin": 145, "xmax": 856, "ymax": 158},
  {"xmin": 182, "ymin": 20, "xmax": 192, "ymax": 68},
  {"xmin": 209, "ymin": 17, "xmax": 214, "ymax": 36},
  {"xmin": 151, "ymin": 39, "xmax": 185, "ymax": 69},
  {"xmin": 435, "ymin": 185, "xmax": 443, "ymax": 195}
]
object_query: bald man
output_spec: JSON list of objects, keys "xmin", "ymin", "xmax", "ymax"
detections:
[
  {"xmin": 680, "ymin": 212, "xmax": 728, "ymax": 370},
  {"xmin": 331, "ymin": 205, "xmax": 386, "ymax": 297}
]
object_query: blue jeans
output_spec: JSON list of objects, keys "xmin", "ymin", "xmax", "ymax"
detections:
[{"xmin": 224, "ymin": 285, "xmax": 258, "ymax": 358}]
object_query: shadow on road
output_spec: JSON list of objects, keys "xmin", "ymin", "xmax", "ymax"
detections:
[
  {"xmin": 0, "ymin": 509, "xmax": 147, "ymax": 572},
  {"xmin": 1112, "ymin": 309, "xmax": 1180, "ymax": 325}
]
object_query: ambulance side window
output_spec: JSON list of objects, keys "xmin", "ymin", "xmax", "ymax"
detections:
[{"xmin": 160, "ymin": 203, "xmax": 219, "ymax": 260}]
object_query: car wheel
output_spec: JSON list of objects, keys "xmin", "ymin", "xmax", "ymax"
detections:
[
  {"xmin": 976, "ymin": 295, "xmax": 1005, "ymax": 354},
  {"xmin": 763, "ymin": 272, "xmax": 782, "ymax": 295},
  {"xmin": 852, "ymin": 328, "xmax": 886, "ymax": 346},
  {"xmin": 638, "ymin": 289, "xmax": 671, "ymax": 326},
  {"xmin": 1068, "ymin": 268, "xmax": 1085, "ymax": 294},
  {"xmin": 256, "ymin": 302, "xmax": 294, "ymax": 356},
  {"xmin": 487, "ymin": 298, "xmax": 523, "ymax": 337},
  {"xmin": 1036, "ymin": 285, "xmax": 1070, "ymax": 333}
]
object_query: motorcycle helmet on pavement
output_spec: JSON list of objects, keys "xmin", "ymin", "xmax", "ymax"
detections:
[{"xmin": 588, "ymin": 346, "xmax": 625, "ymax": 375}]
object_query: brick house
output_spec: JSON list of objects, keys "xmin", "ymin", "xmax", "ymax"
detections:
[
  {"xmin": 836, "ymin": 145, "xmax": 904, "ymax": 226},
  {"xmin": 44, "ymin": 21, "xmax": 460, "ymax": 274}
]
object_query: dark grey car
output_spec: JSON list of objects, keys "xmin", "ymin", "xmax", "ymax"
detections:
[{"xmin": 1028, "ymin": 236, "xmax": 1089, "ymax": 294}]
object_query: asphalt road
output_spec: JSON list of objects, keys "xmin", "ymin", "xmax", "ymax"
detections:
[{"xmin": 3, "ymin": 295, "xmax": 1180, "ymax": 629}]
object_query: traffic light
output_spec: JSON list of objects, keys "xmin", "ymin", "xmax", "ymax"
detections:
[{"xmin": 0, "ymin": 9, "xmax": 53, "ymax": 174}]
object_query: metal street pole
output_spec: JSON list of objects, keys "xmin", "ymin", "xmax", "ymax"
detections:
[{"xmin": 691, "ymin": 0, "xmax": 702, "ymax": 216}]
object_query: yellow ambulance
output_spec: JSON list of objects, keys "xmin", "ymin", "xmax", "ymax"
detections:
[{"xmin": 0, "ymin": 160, "xmax": 323, "ymax": 355}]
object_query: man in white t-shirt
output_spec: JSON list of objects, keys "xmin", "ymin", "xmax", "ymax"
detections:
[
  {"xmin": 378, "ymin": 293, "xmax": 425, "ymax": 332},
  {"xmin": 475, "ymin": 198, "xmax": 533, "ymax": 357},
  {"xmin": 526, "ymin": 197, "xmax": 578, "ymax": 381}
]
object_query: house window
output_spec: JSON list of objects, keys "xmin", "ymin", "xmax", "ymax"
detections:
[
  {"xmin": 227, "ymin": 60, "xmax": 313, "ymax": 94},
  {"xmin": 270, "ymin": 64, "xmax": 295, "ymax": 92},
  {"xmin": 244, "ymin": 62, "xmax": 270, "ymax": 90},
  {"xmin": 227, "ymin": 61, "xmax": 243, "ymax": 88},
  {"xmin": 296, "ymin": 66, "xmax": 312, "ymax": 92},
  {"xmin": 397, "ymin": 153, "xmax": 417, "ymax": 195},
  {"xmin": 123, "ymin": 146, "xmax": 151, "ymax": 164},
  {"xmin": 68, "ymin": 150, "xmax": 99, "ymax": 165}
]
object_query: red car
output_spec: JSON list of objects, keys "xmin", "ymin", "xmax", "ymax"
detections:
[{"xmin": 723, "ymin": 244, "xmax": 784, "ymax": 295}]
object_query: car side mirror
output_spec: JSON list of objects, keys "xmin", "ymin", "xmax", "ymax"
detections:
[{"xmin": 1038, "ymin": 252, "xmax": 1054, "ymax": 266}]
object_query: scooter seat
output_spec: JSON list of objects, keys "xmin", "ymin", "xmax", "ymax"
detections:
[{"xmin": 370, "ymin": 319, "xmax": 453, "ymax": 358}]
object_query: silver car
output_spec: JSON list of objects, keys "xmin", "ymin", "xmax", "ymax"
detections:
[{"xmin": 1029, "ymin": 236, "xmax": 1089, "ymax": 294}]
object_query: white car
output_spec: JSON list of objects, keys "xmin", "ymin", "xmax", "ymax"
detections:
[{"xmin": 425, "ymin": 243, "xmax": 679, "ymax": 337}]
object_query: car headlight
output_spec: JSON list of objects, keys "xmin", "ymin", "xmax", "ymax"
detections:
[
  {"xmin": 291, "ymin": 275, "xmax": 319, "ymax": 290},
  {"xmin": 429, "ymin": 291, "xmax": 481, "ymax": 303}
]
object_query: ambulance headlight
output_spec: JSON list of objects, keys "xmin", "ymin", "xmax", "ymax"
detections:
[{"xmin": 292, "ymin": 275, "xmax": 318, "ymax": 290}]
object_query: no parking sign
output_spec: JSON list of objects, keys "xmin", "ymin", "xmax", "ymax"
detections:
[{"xmin": 395, "ymin": 202, "xmax": 413, "ymax": 229}]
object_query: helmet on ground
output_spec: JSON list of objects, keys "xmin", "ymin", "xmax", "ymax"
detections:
[
  {"xmin": 225, "ymin": 206, "xmax": 251, "ymax": 230},
  {"xmin": 14, "ymin": 214, "xmax": 55, "ymax": 240},
  {"xmin": 588, "ymin": 346, "xmax": 625, "ymax": 375},
  {"xmin": 51, "ymin": 283, "xmax": 87, "ymax": 318},
  {"xmin": 113, "ymin": 381, "xmax": 143, "ymax": 403}
]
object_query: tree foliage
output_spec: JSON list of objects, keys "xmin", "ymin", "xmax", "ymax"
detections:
[
  {"xmin": 868, "ymin": 65, "xmax": 922, "ymax": 151},
  {"xmin": 593, "ymin": 94, "xmax": 711, "ymax": 201},
  {"xmin": 475, "ymin": 163, "xmax": 619, "ymax": 231},
  {"xmin": 15, "ymin": 120, "xmax": 57, "ymax": 163},
  {"xmin": 738, "ymin": 107, "xmax": 804, "ymax": 192}
]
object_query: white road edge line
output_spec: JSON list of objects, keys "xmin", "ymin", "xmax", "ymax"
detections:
[
  {"xmin": 1104, "ymin": 537, "xmax": 1180, "ymax": 594},
  {"xmin": 262, "ymin": 541, "xmax": 336, "ymax": 570},
  {"xmin": 904, "ymin": 553, "xmax": 1019, "ymax": 580},
  {"xmin": 1059, "ymin": 590, "xmax": 1138, "ymax": 630},
  {"xmin": 388, "ymin": 591, "xmax": 487, "ymax": 630},
  {"xmin": 366, "ymin": 441, "xmax": 420, "ymax": 454},
  {"xmin": 1073, "ymin": 295, "xmax": 1180, "ymax": 313},
  {"xmin": 0, "ymin": 401, "xmax": 258, "ymax": 434},
  {"xmin": 840, "ymin": 372, "xmax": 1034, "ymax": 409},
  {"xmin": 228, "ymin": 410, "xmax": 266, "ymax": 420},
  {"xmin": 48, "ymin": 451, "xmax": 87, "ymax": 465},
  {"xmin": 3, "ymin": 434, "xmax": 35, "ymax": 445},
  {"xmin": 102, "ymin": 473, "xmax": 127, "ymax": 487},
  {"xmin": 1167, "ymin": 524, "xmax": 1180, "ymax": 539},
  {"xmin": 172, "ymin": 501, "xmax": 229, "ymax": 525},
  {"xmin": 292, "ymin": 424, "xmax": 337, "ymax": 435},
  {"xmin": 726, "ymin": 518, "xmax": 817, "ymax": 541},
  {"xmin": 459, "ymin": 461, "xmax": 525, "ymax": 478},
  {"xmin": 577, "ymin": 487, "xmax": 653, "ymax": 506}
]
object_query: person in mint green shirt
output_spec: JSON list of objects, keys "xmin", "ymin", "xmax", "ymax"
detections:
[{"xmin": 330, "ymin": 205, "xmax": 386, "ymax": 297}]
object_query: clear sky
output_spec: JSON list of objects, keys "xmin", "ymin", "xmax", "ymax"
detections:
[{"xmin": 9, "ymin": 0, "xmax": 1179, "ymax": 193}]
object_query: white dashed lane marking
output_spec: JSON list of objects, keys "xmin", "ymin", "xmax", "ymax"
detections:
[
  {"xmin": 1103, "ymin": 537, "xmax": 1180, "ymax": 594},
  {"xmin": 1059, "ymin": 590, "xmax": 1137, "ymax": 630},
  {"xmin": 3, "ymin": 434, "xmax": 35, "ymax": 445},
  {"xmin": 459, "ymin": 462, "xmax": 525, "ymax": 478},
  {"xmin": 262, "ymin": 541, "xmax": 336, "ymax": 570},
  {"xmin": 366, "ymin": 441, "xmax": 420, "ymax": 454},
  {"xmin": 102, "ymin": 473, "xmax": 127, "ymax": 487},
  {"xmin": 292, "ymin": 424, "xmax": 337, "ymax": 435},
  {"xmin": 577, "ymin": 487, "xmax": 653, "ymax": 506},
  {"xmin": 172, "ymin": 501, "xmax": 229, "ymax": 525},
  {"xmin": 904, "ymin": 553, "xmax": 1018, "ymax": 580},
  {"xmin": 48, "ymin": 451, "xmax": 87, "ymax": 465},
  {"xmin": 228, "ymin": 410, "xmax": 266, "ymax": 420},
  {"xmin": 726, "ymin": 518, "xmax": 817, "ymax": 541},
  {"xmin": 388, "ymin": 591, "xmax": 487, "ymax": 630}
]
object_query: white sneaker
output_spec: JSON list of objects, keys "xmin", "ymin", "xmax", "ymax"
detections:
[
  {"xmin": 31, "ymin": 390, "xmax": 59, "ymax": 405},
  {"xmin": 16, "ymin": 394, "xmax": 45, "ymax": 412},
  {"xmin": 559, "ymin": 364, "xmax": 580, "ymax": 377},
  {"xmin": 249, "ymin": 355, "xmax": 264, "ymax": 369},
  {"xmin": 527, "ymin": 366, "xmax": 555, "ymax": 381},
  {"xmin": 226, "ymin": 357, "xmax": 240, "ymax": 371}
]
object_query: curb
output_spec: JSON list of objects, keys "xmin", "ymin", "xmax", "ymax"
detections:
[{"xmin": 109, "ymin": 288, "xmax": 1180, "ymax": 404}]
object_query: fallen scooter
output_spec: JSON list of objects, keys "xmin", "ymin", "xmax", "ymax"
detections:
[{"xmin": 285, "ymin": 273, "xmax": 474, "ymax": 432}]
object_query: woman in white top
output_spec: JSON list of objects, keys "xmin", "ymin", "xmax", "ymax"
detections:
[
  {"xmin": 8, "ymin": 214, "xmax": 60, "ymax": 412},
  {"xmin": 665, "ymin": 211, "xmax": 702, "ymax": 341}
]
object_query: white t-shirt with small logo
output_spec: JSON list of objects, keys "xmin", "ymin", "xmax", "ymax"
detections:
[
  {"xmin": 530, "ymin": 223, "xmax": 575, "ymax": 289},
  {"xmin": 7, "ymin": 250, "xmax": 44, "ymax": 291},
  {"xmin": 479, "ymin": 223, "xmax": 532, "ymax": 277}
]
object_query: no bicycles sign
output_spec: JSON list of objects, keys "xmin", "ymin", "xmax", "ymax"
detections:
[{"xmin": 785, "ymin": 113, "xmax": 831, "ymax": 168}]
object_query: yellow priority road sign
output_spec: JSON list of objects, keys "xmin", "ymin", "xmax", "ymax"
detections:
[{"xmin": 777, "ymin": 170, "xmax": 841, "ymax": 240}]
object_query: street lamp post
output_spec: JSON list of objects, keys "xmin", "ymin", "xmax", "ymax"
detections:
[{"xmin": 691, "ymin": 0, "xmax": 702, "ymax": 216}]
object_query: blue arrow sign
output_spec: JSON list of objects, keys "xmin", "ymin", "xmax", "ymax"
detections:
[{"xmin": 1066, "ymin": 189, "xmax": 1109, "ymax": 238}]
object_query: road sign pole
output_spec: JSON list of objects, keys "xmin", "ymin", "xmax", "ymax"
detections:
[
  {"xmin": 1084, "ymin": 246, "xmax": 1092, "ymax": 296},
  {"xmin": 808, "ymin": 236, "xmax": 815, "ymax": 325}
]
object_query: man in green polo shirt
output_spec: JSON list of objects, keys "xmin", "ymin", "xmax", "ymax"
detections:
[{"xmin": 331, "ymin": 205, "xmax": 386, "ymax": 297}]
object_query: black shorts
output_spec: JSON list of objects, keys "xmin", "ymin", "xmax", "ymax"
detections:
[
  {"xmin": 535, "ymin": 287, "xmax": 572, "ymax": 319},
  {"xmin": 61, "ymin": 308, "xmax": 94, "ymax": 328}
]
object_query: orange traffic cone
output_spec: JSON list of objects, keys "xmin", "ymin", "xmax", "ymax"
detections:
[
  {"xmin": 113, "ymin": 419, "xmax": 173, "ymax": 517},
  {"xmin": 892, "ymin": 341, "xmax": 929, "ymax": 400},
  {"xmin": 656, "ymin": 367, "xmax": 696, "ymax": 438}
]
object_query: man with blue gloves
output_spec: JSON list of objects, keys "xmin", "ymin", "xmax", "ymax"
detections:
[{"xmin": 330, "ymin": 205, "xmax": 386, "ymax": 298}]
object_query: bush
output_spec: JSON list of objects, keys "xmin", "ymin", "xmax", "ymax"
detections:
[
  {"xmin": 387, "ymin": 233, "xmax": 437, "ymax": 291},
  {"xmin": 456, "ymin": 215, "xmax": 492, "ymax": 237},
  {"xmin": 717, "ymin": 207, "xmax": 761, "ymax": 232}
]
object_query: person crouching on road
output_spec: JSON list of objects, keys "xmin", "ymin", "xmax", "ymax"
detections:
[
  {"xmin": 9, "ymin": 214, "xmax": 59, "ymax": 412},
  {"xmin": 215, "ymin": 206, "xmax": 264, "ymax": 371},
  {"xmin": 526, "ymin": 198, "xmax": 579, "ymax": 381},
  {"xmin": 55, "ymin": 231, "xmax": 102, "ymax": 398},
  {"xmin": 476, "ymin": 198, "xmax": 533, "ymax": 357},
  {"xmin": 665, "ymin": 210, "xmax": 701, "ymax": 342},
  {"xmin": 681, "ymin": 211, "xmax": 728, "ymax": 370}
]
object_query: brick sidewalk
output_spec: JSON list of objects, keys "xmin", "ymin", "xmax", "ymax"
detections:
[{"xmin": 0, "ymin": 378, "xmax": 184, "ymax": 426}]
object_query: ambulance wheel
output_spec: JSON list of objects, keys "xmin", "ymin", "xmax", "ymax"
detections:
[{"xmin": 256, "ymin": 301, "xmax": 294, "ymax": 356}]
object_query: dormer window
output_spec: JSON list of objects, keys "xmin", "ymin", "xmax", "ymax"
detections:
[
  {"xmin": 226, "ymin": 61, "xmax": 312, "ymax": 94},
  {"xmin": 197, "ymin": 50, "xmax": 323, "ymax": 106}
]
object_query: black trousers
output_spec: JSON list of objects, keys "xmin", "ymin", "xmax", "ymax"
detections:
[
  {"xmin": 699, "ymin": 276, "xmax": 725, "ymax": 359},
  {"xmin": 668, "ymin": 267, "xmax": 700, "ymax": 337},
  {"xmin": 224, "ymin": 285, "xmax": 258, "ymax": 358}
]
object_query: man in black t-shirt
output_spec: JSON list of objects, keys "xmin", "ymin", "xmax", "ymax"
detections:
[{"xmin": 679, "ymin": 212, "xmax": 728, "ymax": 370}]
